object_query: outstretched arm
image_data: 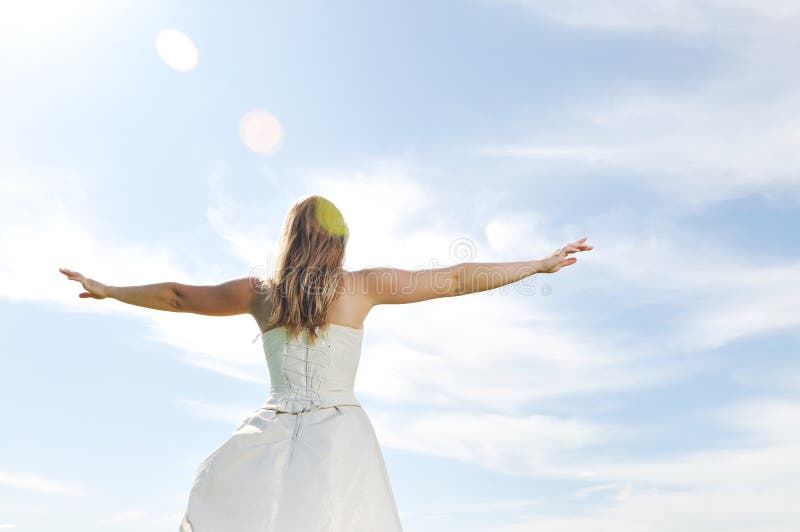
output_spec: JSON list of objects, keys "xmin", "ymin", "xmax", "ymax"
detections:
[
  {"xmin": 58, "ymin": 268, "xmax": 257, "ymax": 316},
  {"xmin": 361, "ymin": 237, "xmax": 593, "ymax": 304},
  {"xmin": 453, "ymin": 237, "xmax": 593, "ymax": 295}
]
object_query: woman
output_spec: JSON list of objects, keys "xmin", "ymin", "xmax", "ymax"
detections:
[{"xmin": 59, "ymin": 194, "xmax": 592, "ymax": 531}]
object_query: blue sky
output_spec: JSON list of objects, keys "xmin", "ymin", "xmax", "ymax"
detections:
[{"xmin": 2, "ymin": 1, "xmax": 800, "ymax": 530}]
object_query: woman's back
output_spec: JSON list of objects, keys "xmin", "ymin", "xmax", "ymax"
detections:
[{"xmin": 252, "ymin": 266, "xmax": 463, "ymax": 337}]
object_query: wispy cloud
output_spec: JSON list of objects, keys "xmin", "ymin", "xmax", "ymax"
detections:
[
  {"xmin": 0, "ymin": 161, "xmax": 189, "ymax": 307},
  {"xmin": 581, "ymin": 222, "xmax": 800, "ymax": 351},
  {"xmin": 97, "ymin": 508, "xmax": 150, "ymax": 526},
  {"xmin": 0, "ymin": 468, "xmax": 85, "ymax": 496},
  {"xmin": 370, "ymin": 407, "xmax": 637, "ymax": 477},
  {"xmin": 729, "ymin": 362, "xmax": 800, "ymax": 392},
  {"xmin": 475, "ymin": 1, "xmax": 800, "ymax": 207},
  {"xmin": 382, "ymin": 394, "xmax": 800, "ymax": 531},
  {"xmin": 473, "ymin": 83, "xmax": 800, "ymax": 206},
  {"xmin": 485, "ymin": 0, "xmax": 800, "ymax": 35},
  {"xmin": 0, "ymin": 503, "xmax": 48, "ymax": 515},
  {"xmin": 401, "ymin": 497, "xmax": 544, "ymax": 522},
  {"xmin": 176, "ymin": 397, "xmax": 255, "ymax": 425},
  {"xmin": 205, "ymin": 169, "xmax": 280, "ymax": 268},
  {"xmin": 0, "ymin": 161, "xmax": 271, "ymax": 383},
  {"xmin": 706, "ymin": 395, "xmax": 800, "ymax": 446}
]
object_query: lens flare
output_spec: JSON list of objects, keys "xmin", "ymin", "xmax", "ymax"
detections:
[
  {"xmin": 239, "ymin": 109, "xmax": 284, "ymax": 155},
  {"xmin": 155, "ymin": 29, "xmax": 198, "ymax": 72}
]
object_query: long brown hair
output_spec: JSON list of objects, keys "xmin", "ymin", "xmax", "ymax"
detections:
[{"xmin": 260, "ymin": 195, "xmax": 349, "ymax": 343}]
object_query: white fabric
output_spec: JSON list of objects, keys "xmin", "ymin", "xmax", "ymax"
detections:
[{"xmin": 179, "ymin": 323, "xmax": 403, "ymax": 531}]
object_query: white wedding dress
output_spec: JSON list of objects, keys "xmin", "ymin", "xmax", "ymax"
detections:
[{"xmin": 179, "ymin": 323, "xmax": 403, "ymax": 531}]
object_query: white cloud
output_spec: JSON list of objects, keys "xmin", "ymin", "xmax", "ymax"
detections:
[
  {"xmin": 0, "ymin": 161, "xmax": 271, "ymax": 383},
  {"xmin": 370, "ymin": 407, "xmax": 633, "ymax": 477},
  {"xmin": 298, "ymin": 157, "xmax": 443, "ymax": 269},
  {"xmin": 574, "ymin": 483, "xmax": 633, "ymax": 501},
  {"xmin": 475, "ymin": 1, "xmax": 800, "ymax": 207},
  {"xmin": 487, "ymin": 0, "xmax": 800, "ymax": 35},
  {"xmin": 0, "ymin": 161, "xmax": 191, "ymax": 306},
  {"xmin": 143, "ymin": 310, "xmax": 269, "ymax": 383},
  {"xmin": 401, "ymin": 497, "xmax": 544, "ymax": 523},
  {"xmin": 729, "ymin": 362, "xmax": 800, "ymax": 392},
  {"xmin": 489, "ymin": 475, "xmax": 800, "ymax": 532},
  {"xmin": 474, "ymin": 82, "xmax": 800, "ymax": 206},
  {"xmin": 356, "ymin": 305, "xmax": 690, "ymax": 413},
  {"xmin": 0, "ymin": 503, "xmax": 48, "ymax": 514},
  {"xmin": 97, "ymin": 508, "xmax": 150, "ymax": 526},
  {"xmin": 176, "ymin": 397, "xmax": 255, "ymax": 425},
  {"xmin": 485, "ymin": 210, "xmax": 551, "ymax": 257},
  {"xmin": 205, "ymin": 170, "xmax": 280, "ymax": 269},
  {"xmin": 375, "ymin": 396, "xmax": 800, "ymax": 531},
  {"xmin": 0, "ymin": 468, "xmax": 85, "ymax": 496},
  {"xmin": 577, "ymin": 218, "xmax": 800, "ymax": 351},
  {"xmin": 705, "ymin": 395, "xmax": 800, "ymax": 445}
]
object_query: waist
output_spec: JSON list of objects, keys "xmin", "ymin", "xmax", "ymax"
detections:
[{"xmin": 260, "ymin": 387, "xmax": 362, "ymax": 413}]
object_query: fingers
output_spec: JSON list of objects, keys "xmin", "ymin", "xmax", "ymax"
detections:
[
  {"xmin": 566, "ymin": 237, "xmax": 587, "ymax": 248},
  {"xmin": 552, "ymin": 238, "xmax": 592, "ymax": 270},
  {"xmin": 549, "ymin": 238, "xmax": 590, "ymax": 272},
  {"xmin": 59, "ymin": 267, "xmax": 85, "ymax": 282},
  {"xmin": 563, "ymin": 240, "xmax": 593, "ymax": 254}
]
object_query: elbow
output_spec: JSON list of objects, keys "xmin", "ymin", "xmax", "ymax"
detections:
[
  {"xmin": 449, "ymin": 264, "xmax": 466, "ymax": 297},
  {"xmin": 168, "ymin": 285, "xmax": 184, "ymax": 311}
]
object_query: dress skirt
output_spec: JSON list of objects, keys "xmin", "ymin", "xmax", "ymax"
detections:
[{"xmin": 179, "ymin": 404, "xmax": 403, "ymax": 531}]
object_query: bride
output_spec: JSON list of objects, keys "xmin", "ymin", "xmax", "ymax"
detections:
[{"xmin": 59, "ymin": 194, "xmax": 592, "ymax": 531}]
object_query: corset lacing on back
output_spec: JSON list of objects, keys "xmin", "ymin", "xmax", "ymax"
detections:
[{"xmin": 254, "ymin": 324, "xmax": 364, "ymax": 414}]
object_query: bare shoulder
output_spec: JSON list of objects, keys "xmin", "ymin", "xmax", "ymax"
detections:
[
  {"xmin": 342, "ymin": 268, "xmax": 371, "ymax": 294},
  {"xmin": 343, "ymin": 267, "xmax": 396, "ymax": 298},
  {"xmin": 347, "ymin": 265, "xmax": 457, "ymax": 305}
]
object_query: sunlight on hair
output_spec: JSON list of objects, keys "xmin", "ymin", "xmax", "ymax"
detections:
[
  {"xmin": 314, "ymin": 197, "xmax": 348, "ymax": 238},
  {"xmin": 155, "ymin": 29, "xmax": 198, "ymax": 72},
  {"xmin": 239, "ymin": 109, "xmax": 284, "ymax": 155}
]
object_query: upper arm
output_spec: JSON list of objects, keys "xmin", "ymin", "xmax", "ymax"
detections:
[
  {"xmin": 358, "ymin": 266, "xmax": 459, "ymax": 306},
  {"xmin": 172, "ymin": 277, "xmax": 259, "ymax": 316}
]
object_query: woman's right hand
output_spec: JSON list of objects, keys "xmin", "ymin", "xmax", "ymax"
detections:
[
  {"xmin": 537, "ymin": 237, "xmax": 593, "ymax": 274},
  {"xmin": 59, "ymin": 267, "xmax": 110, "ymax": 299}
]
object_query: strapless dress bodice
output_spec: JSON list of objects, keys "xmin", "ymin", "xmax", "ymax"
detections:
[{"xmin": 252, "ymin": 323, "xmax": 365, "ymax": 413}]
